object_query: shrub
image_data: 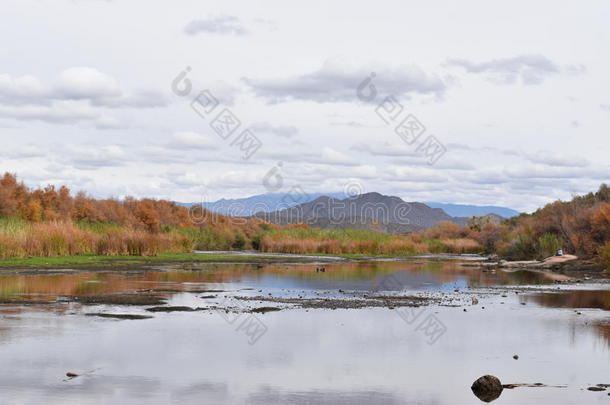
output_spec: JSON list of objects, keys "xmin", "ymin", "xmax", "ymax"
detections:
[
  {"xmin": 232, "ymin": 233, "xmax": 246, "ymax": 250},
  {"xmin": 537, "ymin": 233, "xmax": 562, "ymax": 258}
]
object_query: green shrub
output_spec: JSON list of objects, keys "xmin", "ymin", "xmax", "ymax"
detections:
[
  {"xmin": 537, "ymin": 233, "xmax": 562, "ymax": 258},
  {"xmin": 232, "ymin": 233, "xmax": 246, "ymax": 250}
]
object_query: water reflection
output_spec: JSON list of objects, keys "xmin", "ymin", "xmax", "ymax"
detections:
[
  {"xmin": 0, "ymin": 260, "xmax": 559, "ymax": 303},
  {"xmin": 525, "ymin": 290, "xmax": 610, "ymax": 311}
]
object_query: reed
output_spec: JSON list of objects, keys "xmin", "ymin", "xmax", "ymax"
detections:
[
  {"xmin": 0, "ymin": 220, "xmax": 192, "ymax": 259},
  {"xmin": 258, "ymin": 228, "xmax": 432, "ymax": 255}
]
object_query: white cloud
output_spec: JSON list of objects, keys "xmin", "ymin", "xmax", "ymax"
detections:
[
  {"xmin": 0, "ymin": 102, "xmax": 101, "ymax": 124},
  {"xmin": 243, "ymin": 60, "xmax": 446, "ymax": 104},
  {"xmin": 184, "ymin": 15, "xmax": 247, "ymax": 36},
  {"xmin": 167, "ymin": 131, "xmax": 219, "ymax": 150},
  {"xmin": 0, "ymin": 74, "xmax": 48, "ymax": 105},
  {"xmin": 250, "ymin": 122, "xmax": 298, "ymax": 138},
  {"xmin": 525, "ymin": 152, "xmax": 589, "ymax": 168},
  {"xmin": 57, "ymin": 67, "xmax": 122, "ymax": 100},
  {"xmin": 318, "ymin": 147, "xmax": 358, "ymax": 166},
  {"xmin": 64, "ymin": 144, "xmax": 130, "ymax": 170},
  {"xmin": 446, "ymin": 54, "xmax": 565, "ymax": 85}
]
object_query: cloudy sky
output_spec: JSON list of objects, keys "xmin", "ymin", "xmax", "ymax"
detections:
[{"xmin": 1, "ymin": 0, "xmax": 609, "ymax": 212}]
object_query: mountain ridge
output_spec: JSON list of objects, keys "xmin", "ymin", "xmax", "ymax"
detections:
[
  {"xmin": 182, "ymin": 192, "xmax": 519, "ymax": 218},
  {"xmin": 254, "ymin": 192, "xmax": 470, "ymax": 234}
]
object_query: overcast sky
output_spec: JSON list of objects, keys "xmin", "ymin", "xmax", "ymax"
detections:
[{"xmin": 1, "ymin": 0, "xmax": 609, "ymax": 212}]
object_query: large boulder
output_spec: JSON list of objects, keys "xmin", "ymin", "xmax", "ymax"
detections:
[{"xmin": 471, "ymin": 375, "xmax": 503, "ymax": 402}]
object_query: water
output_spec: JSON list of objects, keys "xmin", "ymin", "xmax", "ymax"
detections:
[{"xmin": 0, "ymin": 257, "xmax": 608, "ymax": 404}]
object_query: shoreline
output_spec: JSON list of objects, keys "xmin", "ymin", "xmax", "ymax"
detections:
[{"xmin": 0, "ymin": 251, "xmax": 606, "ymax": 277}]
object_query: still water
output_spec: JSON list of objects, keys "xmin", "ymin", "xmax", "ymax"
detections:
[{"xmin": 0, "ymin": 258, "xmax": 608, "ymax": 404}]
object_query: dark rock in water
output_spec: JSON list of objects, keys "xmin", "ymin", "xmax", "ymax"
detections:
[
  {"xmin": 587, "ymin": 386, "xmax": 606, "ymax": 391},
  {"xmin": 471, "ymin": 375, "xmax": 503, "ymax": 402},
  {"xmin": 86, "ymin": 313, "xmax": 153, "ymax": 320},
  {"xmin": 145, "ymin": 306, "xmax": 198, "ymax": 312},
  {"xmin": 513, "ymin": 354, "xmax": 519, "ymax": 360},
  {"xmin": 66, "ymin": 372, "xmax": 79, "ymax": 377},
  {"xmin": 75, "ymin": 294, "xmax": 166, "ymax": 306},
  {"xmin": 250, "ymin": 306, "xmax": 281, "ymax": 314}
]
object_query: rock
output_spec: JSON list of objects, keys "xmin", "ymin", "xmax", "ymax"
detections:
[
  {"xmin": 513, "ymin": 354, "xmax": 519, "ymax": 360},
  {"xmin": 472, "ymin": 297, "xmax": 479, "ymax": 305},
  {"xmin": 85, "ymin": 313, "xmax": 153, "ymax": 320},
  {"xmin": 66, "ymin": 372, "xmax": 79, "ymax": 377},
  {"xmin": 145, "ymin": 306, "xmax": 198, "ymax": 313},
  {"xmin": 587, "ymin": 386, "xmax": 606, "ymax": 391},
  {"xmin": 250, "ymin": 306, "xmax": 281, "ymax": 314},
  {"xmin": 471, "ymin": 375, "xmax": 503, "ymax": 402}
]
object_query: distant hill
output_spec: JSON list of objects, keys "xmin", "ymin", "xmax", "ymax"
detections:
[
  {"xmin": 254, "ymin": 192, "xmax": 469, "ymax": 233},
  {"xmin": 424, "ymin": 202, "xmax": 519, "ymax": 218},
  {"xmin": 183, "ymin": 193, "xmax": 519, "ymax": 219},
  {"xmin": 179, "ymin": 192, "xmax": 345, "ymax": 216}
]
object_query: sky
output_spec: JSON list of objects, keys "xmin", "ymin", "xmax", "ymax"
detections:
[{"xmin": 0, "ymin": 0, "xmax": 609, "ymax": 212}]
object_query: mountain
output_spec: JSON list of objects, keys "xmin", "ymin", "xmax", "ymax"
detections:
[
  {"xmin": 183, "ymin": 192, "xmax": 519, "ymax": 219},
  {"xmin": 255, "ymin": 192, "xmax": 469, "ymax": 234},
  {"xmin": 424, "ymin": 202, "xmax": 519, "ymax": 218},
  {"xmin": 179, "ymin": 192, "xmax": 345, "ymax": 216}
]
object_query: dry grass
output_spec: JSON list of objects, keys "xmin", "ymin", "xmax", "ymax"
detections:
[
  {"xmin": 440, "ymin": 238, "xmax": 483, "ymax": 254},
  {"xmin": 259, "ymin": 228, "xmax": 433, "ymax": 255},
  {"xmin": 0, "ymin": 220, "xmax": 191, "ymax": 259}
]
